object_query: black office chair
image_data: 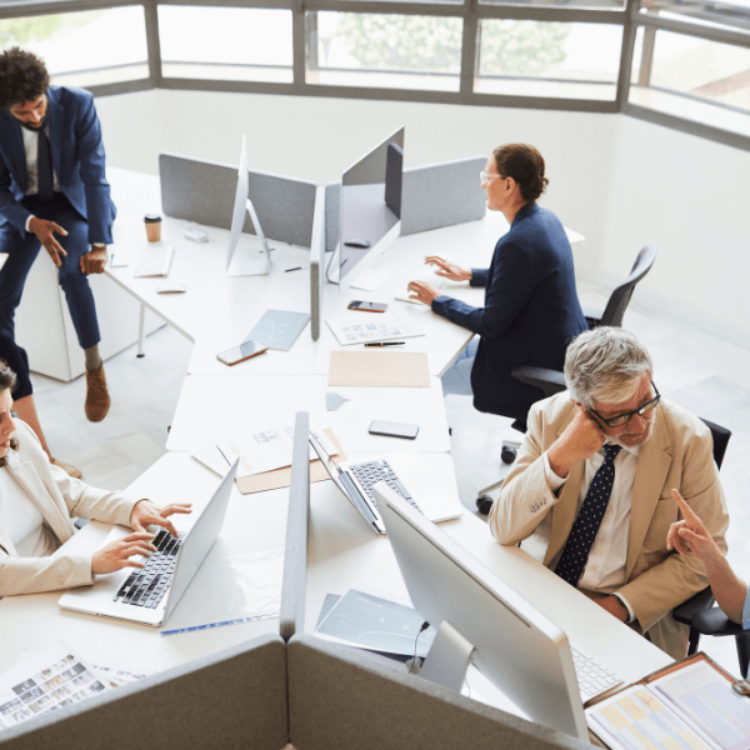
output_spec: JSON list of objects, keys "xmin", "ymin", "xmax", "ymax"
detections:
[
  {"xmin": 583, "ymin": 245, "xmax": 657, "ymax": 329},
  {"xmin": 670, "ymin": 420, "xmax": 746, "ymax": 675}
]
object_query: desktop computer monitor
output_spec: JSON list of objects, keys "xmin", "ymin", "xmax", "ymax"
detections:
[
  {"xmin": 329, "ymin": 127, "xmax": 404, "ymax": 285},
  {"xmin": 374, "ymin": 484, "xmax": 590, "ymax": 743},
  {"xmin": 227, "ymin": 135, "xmax": 271, "ymax": 277}
]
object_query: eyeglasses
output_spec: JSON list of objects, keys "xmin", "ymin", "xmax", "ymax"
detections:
[
  {"xmin": 589, "ymin": 382, "xmax": 661, "ymax": 428},
  {"xmin": 479, "ymin": 171, "xmax": 501, "ymax": 183}
]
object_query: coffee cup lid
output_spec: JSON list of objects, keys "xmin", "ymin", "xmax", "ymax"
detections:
[{"xmin": 144, "ymin": 214, "xmax": 162, "ymax": 223}]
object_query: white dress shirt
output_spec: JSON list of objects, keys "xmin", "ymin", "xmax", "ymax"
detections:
[
  {"xmin": 543, "ymin": 441, "xmax": 640, "ymax": 621},
  {"xmin": 0, "ymin": 467, "xmax": 57, "ymax": 558},
  {"xmin": 21, "ymin": 125, "xmax": 105, "ymax": 248}
]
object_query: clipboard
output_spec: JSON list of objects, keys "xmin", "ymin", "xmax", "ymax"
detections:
[
  {"xmin": 586, "ymin": 651, "xmax": 749, "ymax": 749},
  {"xmin": 237, "ymin": 429, "xmax": 346, "ymax": 495}
]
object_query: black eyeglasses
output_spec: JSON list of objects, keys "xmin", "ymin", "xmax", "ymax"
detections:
[{"xmin": 589, "ymin": 382, "xmax": 660, "ymax": 428}]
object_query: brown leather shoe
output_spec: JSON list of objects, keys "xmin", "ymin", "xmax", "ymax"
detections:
[
  {"xmin": 52, "ymin": 458, "xmax": 82, "ymax": 479},
  {"xmin": 85, "ymin": 365, "xmax": 110, "ymax": 422}
]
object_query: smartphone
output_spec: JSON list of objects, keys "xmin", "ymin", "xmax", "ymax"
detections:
[
  {"xmin": 216, "ymin": 340, "xmax": 268, "ymax": 366},
  {"xmin": 368, "ymin": 420, "xmax": 420, "ymax": 440},
  {"xmin": 348, "ymin": 300, "xmax": 388, "ymax": 313}
]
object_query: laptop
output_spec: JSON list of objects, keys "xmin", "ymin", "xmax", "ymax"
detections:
[
  {"xmin": 58, "ymin": 460, "xmax": 238, "ymax": 627},
  {"xmin": 309, "ymin": 434, "xmax": 462, "ymax": 535}
]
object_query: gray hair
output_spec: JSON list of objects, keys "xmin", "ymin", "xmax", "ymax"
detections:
[{"xmin": 564, "ymin": 327, "xmax": 653, "ymax": 408}]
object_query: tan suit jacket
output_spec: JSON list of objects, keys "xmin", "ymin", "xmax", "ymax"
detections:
[
  {"xmin": 0, "ymin": 420, "xmax": 141, "ymax": 597},
  {"xmin": 489, "ymin": 392, "xmax": 729, "ymax": 660}
]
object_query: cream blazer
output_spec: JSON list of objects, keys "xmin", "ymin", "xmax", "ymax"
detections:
[
  {"xmin": 489, "ymin": 392, "xmax": 730, "ymax": 660},
  {"xmin": 0, "ymin": 420, "xmax": 141, "ymax": 597}
]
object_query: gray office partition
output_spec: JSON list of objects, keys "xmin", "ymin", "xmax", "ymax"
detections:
[
  {"xmin": 0, "ymin": 634, "xmax": 288, "ymax": 750},
  {"xmin": 323, "ymin": 155, "xmax": 487, "ymax": 253},
  {"xmin": 287, "ymin": 634, "xmax": 590, "ymax": 750},
  {"xmin": 279, "ymin": 411, "xmax": 311, "ymax": 641},
  {"xmin": 401, "ymin": 156, "xmax": 487, "ymax": 235},
  {"xmin": 159, "ymin": 153, "xmax": 318, "ymax": 248},
  {"xmin": 309, "ymin": 187, "xmax": 326, "ymax": 341}
]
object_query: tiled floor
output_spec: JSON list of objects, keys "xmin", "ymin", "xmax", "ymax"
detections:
[{"xmin": 29, "ymin": 279, "xmax": 750, "ymax": 678}]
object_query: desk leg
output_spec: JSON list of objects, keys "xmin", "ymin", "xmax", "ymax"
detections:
[{"xmin": 137, "ymin": 302, "xmax": 146, "ymax": 358}]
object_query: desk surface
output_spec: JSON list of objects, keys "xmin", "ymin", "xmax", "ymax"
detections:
[
  {"xmin": 106, "ymin": 167, "xmax": 583, "ymax": 379},
  {"xmin": 165, "ymin": 374, "xmax": 450, "ymax": 454}
]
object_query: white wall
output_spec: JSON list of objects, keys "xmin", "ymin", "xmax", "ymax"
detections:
[
  {"xmin": 95, "ymin": 88, "xmax": 750, "ymax": 346},
  {"xmin": 601, "ymin": 117, "xmax": 750, "ymax": 347}
]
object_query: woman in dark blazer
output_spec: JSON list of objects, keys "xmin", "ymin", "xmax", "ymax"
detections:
[{"xmin": 408, "ymin": 143, "xmax": 588, "ymax": 430}]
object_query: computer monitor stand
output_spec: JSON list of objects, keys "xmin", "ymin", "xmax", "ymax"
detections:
[
  {"xmin": 226, "ymin": 199, "xmax": 271, "ymax": 277},
  {"xmin": 419, "ymin": 621, "xmax": 475, "ymax": 693}
]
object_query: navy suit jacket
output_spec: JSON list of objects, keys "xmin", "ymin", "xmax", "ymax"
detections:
[
  {"xmin": 432, "ymin": 203, "xmax": 587, "ymax": 415},
  {"xmin": 0, "ymin": 86, "xmax": 115, "ymax": 244}
]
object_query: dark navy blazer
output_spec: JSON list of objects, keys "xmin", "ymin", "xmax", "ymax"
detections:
[
  {"xmin": 432, "ymin": 203, "xmax": 588, "ymax": 417},
  {"xmin": 0, "ymin": 86, "xmax": 115, "ymax": 244}
]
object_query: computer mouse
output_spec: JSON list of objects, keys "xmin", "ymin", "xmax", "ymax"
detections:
[
  {"xmin": 156, "ymin": 283, "xmax": 186, "ymax": 294},
  {"xmin": 343, "ymin": 238, "xmax": 371, "ymax": 249}
]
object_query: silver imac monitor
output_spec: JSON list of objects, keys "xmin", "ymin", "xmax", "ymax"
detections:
[
  {"xmin": 374, "ymin": 484, "xmax": 590, "ymax": 743},
  {"xmin": 327, "ymin": 127, "xmax": 404, "ymax": 286},
  {"xmin": 226, "ymin": 135, "xmax": 271, "ymax": 277}
]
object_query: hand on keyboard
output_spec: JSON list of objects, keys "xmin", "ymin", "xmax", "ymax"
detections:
[
  {"xmin": 425, "ymin": 256, "xmax": 472, "ymax": 282},
  {"xmin": 92, "ymin": 531, "xmax": 157, "ymax": 575},
  {"xmin": 407, "ymin": 278, "xmax": 443, "ymax": 306}
]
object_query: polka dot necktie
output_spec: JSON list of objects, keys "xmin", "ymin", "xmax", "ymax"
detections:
[{"xmin": 555, "ymin": 444, "xmax": 622, "ymax": 588}]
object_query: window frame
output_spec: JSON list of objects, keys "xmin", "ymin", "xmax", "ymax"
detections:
[{"xmin": 1, "ymin": 0, "xmax": 748, "ymax": 151}]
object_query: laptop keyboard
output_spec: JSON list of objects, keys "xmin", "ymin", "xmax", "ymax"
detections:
[
  {"xmin": 570, "ymin": 644, "xmax": 623, "ymax": 704},
  {"xmin": 112, "ymin": 529, "xmax": 183, "ymax": 609},
  {"xmin": 349, "ymin": 459, "xmax": 422, "ymax": 513}
]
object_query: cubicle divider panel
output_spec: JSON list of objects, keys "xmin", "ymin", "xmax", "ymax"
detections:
[
  {"xmin": 401, "ymin": 156, "xmax": 487, "ymax": 236},
  {"xmin": 323, "ymin": 155, "xmax": 487, "ymax": 253},
  {"xmin": 279, "ymin": 412, "xmax": 311, "ymax": 641},
  {"xmin": 0, "ymin": 634, "xmax": 288, "ymax": 750},
  {"xmin": 159, "ymin": 153, "xmax": 317, "ymax": 248},
  {"xmin": 287, "ymin": 635, "xmax": 588, "ymax": 750}
]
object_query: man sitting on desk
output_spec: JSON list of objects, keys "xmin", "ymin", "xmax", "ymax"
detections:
[
  {"xmin": 0, "ymin": 47, "xmax": 114, "ymax": 453},
  {"xmin": 407, "ymin": 143, "xmax": 587, "ymax": 430},
  {"xmin": 0, "ymin": 361, "xmax": 191, "ymax": 597},
  {"xmin": 490, "ymin": 327, "xmax": 730, "ymax": 660}
]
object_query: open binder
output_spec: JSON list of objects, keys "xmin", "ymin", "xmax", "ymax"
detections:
[{"xmin": 586, "ymin": 652, "xmax": 750, "ymax": 750}]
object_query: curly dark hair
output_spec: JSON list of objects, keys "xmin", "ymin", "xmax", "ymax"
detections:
[
  {"xmin": 0, "ymin": 47, "xmax": 50, "ymax": 110},
  {"xmin": 492, "ymin": 144, "xmax": 549, "ymax": 204}
]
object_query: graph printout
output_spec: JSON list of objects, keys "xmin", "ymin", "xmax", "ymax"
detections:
[
  {"xmin": 586, "ymin": 685, "xmax": 719, "ymax": 750},
  {"xmin": 652, "ymin": 662, "xmax": 750, "ymax": 750}
]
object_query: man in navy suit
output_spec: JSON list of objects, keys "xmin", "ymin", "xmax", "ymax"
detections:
[
  {"xmin": 0, "ymin": 48, "xmax": 114, "ymax": 473},
  {"xmin": 408, "ymin": 143, "xmax": 587, "ymax": 431}
]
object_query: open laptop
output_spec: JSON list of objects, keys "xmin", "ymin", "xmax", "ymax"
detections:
[
  {"xmin": 58, "ymin": 460, "xmax": 238, "ymax": 627},
  {"xmin": 309, "ymin": 434, "xmax": 462, "ymax": 535}
]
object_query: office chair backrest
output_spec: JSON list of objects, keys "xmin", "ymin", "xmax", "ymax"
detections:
[
  {"xmin": 599, "ymin": 245, "xmax": 657, "ymax": 327},
  {"xmin": 699, "ymin": 417, "xmax": 731, "ymax": 470}
]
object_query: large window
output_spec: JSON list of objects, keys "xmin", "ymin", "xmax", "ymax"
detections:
[
  {"xmin": 0, "ymin": 6, "xmax": 149, "ymax": 88},
  {"xmin": 306, "ymin": 12, "xmax": 462, "ymax": 91},
  {"xmin": 158, "ymin": 5, "xmax": 293, "ymax": 83},
  {"xmin": 3, "ymin": 0, "xmax": 750, "ymax": 149}
]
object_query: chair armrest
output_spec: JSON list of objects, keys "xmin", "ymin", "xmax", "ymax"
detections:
[
  {"xmin": 692, "ymin": 606, "xmax": 749, "ymax": 637},
  {"xmin": 672, "ymin": 586, "xmax": 715, "ymax": 625},
  {"xmin": 511, "ymin": 366, "xmax": 567, "ymax": 398}
]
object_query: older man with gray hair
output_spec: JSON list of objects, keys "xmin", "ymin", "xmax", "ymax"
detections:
[{"xmin": 490, "ymin": 326, "xmax": 729, "ymax": 659}]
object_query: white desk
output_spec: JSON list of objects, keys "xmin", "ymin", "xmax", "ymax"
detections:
[
  {"xmin": 165, "ymin": 374, "xmax": 451, "ymax": 454},
  {"xmin": 0, "ymin": 453, "xmax": 286, "ymax": 676}
]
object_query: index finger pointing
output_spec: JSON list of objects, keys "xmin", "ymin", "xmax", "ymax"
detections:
[{"xmin": 671, "ymin": 488, "xmax": 699, "ymax": 521}]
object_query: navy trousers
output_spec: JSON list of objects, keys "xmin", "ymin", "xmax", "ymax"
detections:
[{"xmin": 0, "ymin": 193, "xmax": 100, "ymax": 399}]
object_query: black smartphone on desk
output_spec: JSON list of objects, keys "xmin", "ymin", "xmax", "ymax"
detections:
[
  {"xmin": 216, "ymin": 340, "xmax": 268, "ymax": 366},
  {"xmin": 349, "ymin": 301, "xmax": 388, "ymax": 313},
  {"xmin": 368, "ymin": 420, "xmax": 419, "ymax": 440}
]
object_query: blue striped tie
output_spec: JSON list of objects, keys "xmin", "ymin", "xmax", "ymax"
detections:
[{"xmin": 555, "ymin": 444, "xmax": 622, "ymax": 587}]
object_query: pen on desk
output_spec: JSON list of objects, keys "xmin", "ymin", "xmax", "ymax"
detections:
[
  {"xmin": 365, "ymin": 342, "xmax": 405, "ymax": 347},
  {"xmin": 285, "ymin": 266, "xmax": 302, "ymax": 273}
]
